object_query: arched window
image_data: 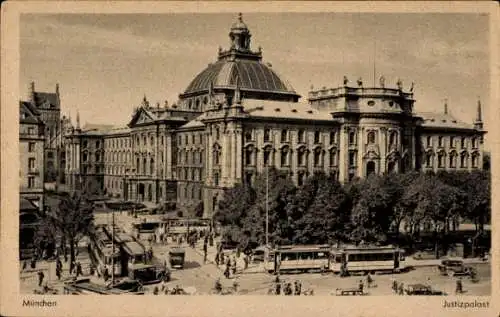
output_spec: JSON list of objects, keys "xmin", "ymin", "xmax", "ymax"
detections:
[
  {"xmin": 150, "ymin": 158, "xmax": 154, "ymax": 175},
  {"xmin": 142, "ymin": 158, "xmax": 146, "ymax": 175},
  {"xmin": 313, "ymin": 148, "xmax": 322, "ymax": 166},
  {"xmin": 438, "ymin": 153, "xmax": 445, "ymax": 168},
  {"xmin": 245, "ymin": 147, "xmax": 253, "ymax": 165},
  {"xmin": 449, "ymin": 153, "xmax": 456, "ymax": 168},
  {"xmin": 461, "ymin": 137, "xmax": 466, "ymax": 149},
  {"xmin": 215, "ymin": 128, "xmax": 220, "ymax": 140},
  {"xmin": 245, "ymin": 131, "xmax": 252, "ymax": 142},
  {"xmin": 367, "ymin": 131, "xmax": 376, "ymax": 144},
  {"xmin": 330, "ymin": 131, "xmax": 336, "ymax": 145},
  {"xmin": 426, "ymin": 153, "xmax": 433, "ymax": 167},
  {"xmin": 450, "ymin": 137, "xmax": 455, "ymax": 148},
  {"xmin": 329, "ymin": 149, "xmax": 337, "ymax": 167},
  {"xmin": 426, "ymin": 136, "xmax": 432, "ymax": 147},
  {"xmin": 438, "ymin": 136, "xmax": 443, "ymax": 147},
  {"xmin": 314, "ymin": 131, "xmax": 321, "ymax": 144},
  {"xmin": 349, "ymin": 131, "xmax": 356, "ymax": 145},
  {"xmin": 389, "ymin": 131, "xmax": 397, "ymax": 147},
  {"xmin": 298, "ymin": 130, "xmax": 305, "ymax": 143},
  {"xmin": 263, "ymin": 147, "xmax": 272, "ymax": 166},
  {"xmin": 472, "ymin": 154, "xmax": 479, "ymax": 168},
  {"xmin": 460, "ymin": 153, "xmax": 467, "ymax": 168},
  {"xmin": 195, "ymin": 99, "xmax": 200, "ymax": 110},
  {"xmin": 264, "ymin": 128, "xmax": 271, "ymax": 142},
  {"xmin": 281, "ymin": 130, "xmax": 288, "ymax": 142},
  {"xmin": 280, "ymin": 148, "xmax": 289, "ymax": 167},
  {"xmin": 472, "ymin": 138, "xmax": 477, "ymax": 148}
]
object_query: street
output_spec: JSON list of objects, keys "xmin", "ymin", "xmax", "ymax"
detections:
[{"xmin": 20, "ymin": 209, "xmax": 491, "ymax": 296}]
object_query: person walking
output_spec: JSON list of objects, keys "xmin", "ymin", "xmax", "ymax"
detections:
[
  {"xmin": 455, "ymin": 278, "xmax": 463, "ymax": 294},
  {"xmin": 76, "ymin": 261, "xmax": 83, "ymax": 278},
  {"xmin": 366, "ymin": 273, "xmax": 373, "ymax": 288},
  {"xmin": 37, "ymin": 271, "xmax": 45, "ymax": 287},
  {"xmin": 56, "ymin": 266, "xmax": 61, "ymax": 280}
]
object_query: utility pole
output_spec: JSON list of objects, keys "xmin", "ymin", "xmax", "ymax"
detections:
[
  {"xmin": 111, "ymin": 208, "xmax": 115, "ymax": 285},
  {"xmin": 265, "ymin": 164, "xmax": 269, "ymax": 247}
]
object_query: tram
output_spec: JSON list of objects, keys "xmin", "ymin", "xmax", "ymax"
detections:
[
  {"xmin": 265, "ymin": 245, "xmax": 330, "ymax": 273},
  {"xmin": 329, "ymin": 245, "xmax": 406, "ymax": 274}
]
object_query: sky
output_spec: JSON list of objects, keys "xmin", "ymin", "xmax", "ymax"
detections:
[{"xmin": 20, "ymin": 12, "xmax": 490, "ymax": 146}]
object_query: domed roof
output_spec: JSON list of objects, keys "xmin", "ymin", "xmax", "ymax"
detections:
[{"xmin": 183, "ymin": 59, "xmax": 297, "ymax": 96}]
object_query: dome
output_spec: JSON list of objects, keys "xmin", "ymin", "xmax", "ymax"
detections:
[
  {"xmin": 182, "ymin": 59, "xmax": 297, "ymax": 96},
  {"xmin": 231, "ymin": 13, "xmax": 248, "ymax": 30}
]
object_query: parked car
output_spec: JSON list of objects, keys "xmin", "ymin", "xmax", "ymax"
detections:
[
  {"xmin": 404, "ymin": 284, "xmax": 446, "ymax": 296},
  {"xmin": 438, "ymin": 259, "xmax": 472, "ymax": 277}
]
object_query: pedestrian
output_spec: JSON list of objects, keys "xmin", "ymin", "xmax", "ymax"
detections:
[
  {"xmin": 56, "ymin": 258, "xmax": 62, "ymax": 271},
  {"xmin": 153, "ymin": 286, "xmax": 159, "ymax": 295},
  {"xmin": 215, "ymin": 253, "xmax": 220, "ymax": 266},
  {"xmin": 392, "ymin": 279, "xmax": 398, "ymax": 294},
  {"xmin": 294, "ymin": 280, "xmax": 302, "ymax": 296},
  {"xmin": 70, "ymin": 261, "xmax": 75, "ymax": 275},
  {"xmin": 366, "ymin": 273, "xmax": 373, "ymax": 288},
  {"xmin": 455, "ymin": 278, "xmax": 463, "ymax": 294},
  {"xmin": 30, "ymin": 257, "xmax": 36, "ymax": 269},
  {"xmin": 398, "ymin": 282, "xmax": 404, "ymax": 295},
  {"xmin": 37, "ymin": 271, "xmax": 45, "ymax": 287},
  {"xmin": 56, "ymin": 267, "xmax": 61, "ymax": 280},
  {"xmin": 203, "ymin": 251, "xmax": 207, "ymax": 264},
  {"xmin": 22, "ymin": 259, "xmax": 28, "ymax": 271},
  {"xmin": 76, "ymin": 262, "xmax": 82, "ymax": 277},
  {"xmin": 224, "ymin": 266, "xmax": 230, "ymax": 279},
  {"xmin": 358, "ymin": 280, "xmax": 364, "ymax": 293},
  {"xmin": 275, "ymin": 281, "xmax": 281, "ymax": 295},
  {"xmin": 232, "ymin": 278, "xmax": 239, "ymax": 293},
  {"xmin": 214, "ymin": 278, "xmax": 222, "ymax": 294},
  {"xmin": 243, "ymin": 255, "xmax": 249, "ymax": 270}
]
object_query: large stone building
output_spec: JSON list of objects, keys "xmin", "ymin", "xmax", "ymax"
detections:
[{"xmin": 60, "ymin": 14, "xmax": 486, "ymax": 218}]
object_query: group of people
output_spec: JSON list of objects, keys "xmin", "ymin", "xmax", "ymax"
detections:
[{"xmin": 270, "ymin": 275, "xmax": 303, "ymax": 296}]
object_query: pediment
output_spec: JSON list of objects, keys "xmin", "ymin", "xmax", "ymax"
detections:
[{"xmin": 128, "ymin": 108, "xmax": 155, "ymax": 127}]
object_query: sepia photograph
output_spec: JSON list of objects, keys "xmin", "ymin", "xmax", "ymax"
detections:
[{"xmin": 2, "ymin": 2, "xmax": 498, "ymax": 317}]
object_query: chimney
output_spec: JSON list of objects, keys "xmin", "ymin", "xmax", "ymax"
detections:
[{"xmin": 474, "ymin": 97, "xmax": 483, "ymax": 130}]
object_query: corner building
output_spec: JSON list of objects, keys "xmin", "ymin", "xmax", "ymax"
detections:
[{"xmin": 63, "ymin": 14, "xmax": 486, "ymax": 218}]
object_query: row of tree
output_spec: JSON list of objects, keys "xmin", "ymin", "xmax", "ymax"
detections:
[{"xmin": 214, "ymin": 169, "xmax": 490, "ymax": 257}]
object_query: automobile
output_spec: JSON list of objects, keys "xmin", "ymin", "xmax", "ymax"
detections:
[
  {"xmin": 169, "ymin": 248, "xmax": 186, "ymax": 269},
  {"xmin": 107, "ymin": 278, "xmax": 145, "ymax": 294},
  {"xmin": 404, "ymin": 284, "xmax": 446, "ymax": 296},
  {"xmin": 438, "ymin": 259, "xmax": 472, "ymax": 277}
]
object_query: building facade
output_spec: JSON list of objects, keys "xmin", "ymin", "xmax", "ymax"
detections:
[
  {"xmin": 57, "ymin": 14, "xmax": 485, "ymax": 218},
  {"xmin": 19, "ymin": 101, "xmax": 46, "ymax": 211}
]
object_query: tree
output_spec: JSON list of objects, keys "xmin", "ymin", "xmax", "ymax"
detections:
[
  {"xmin": 215, "ymin": 183, "xmax": 256, "ymax": 228},
  {"xmin": 349, "ymin": 175, "xmax": 394, "ymax": 244},
  {"xmin": 295, "ymin": 176, "xmax": 350, "ymax": 245},
  {"xmin": 48, "ymin": 193, "xmax": 94, "ymax": 264}
]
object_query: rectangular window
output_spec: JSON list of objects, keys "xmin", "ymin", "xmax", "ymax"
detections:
[
  {"xmin": 281, "ymin": 130, "xmax": 288, "ymax": 142},
  {"xmin": 449, "ymin": 137, "xmax": 454, "ymax": 148},
  {"xmin": 426, "ymin": 136, "xmax": 432, "ymax": 147},
  {"xmin": 47, "ymin": 152, "xmax": 54, "ymax": 159},
  {"xmin": 264, "ymin": 129, "xmax": 271, "ymax": 142},
  {"xmin": 28, "ymin": 142, "xmax": 35, "ymax": 152},
  {"xmin": 28, "ymin": 177, "xmax": 35, "ymax": 188},
  {"xmin": 27, "ymin": 127, "xmax": 35, "ymax": 135},
  {"xmin": 28, "ymin": 158, "xmax": 35, "ymax": 170},
  {"xmin": 438, "ymin": 136, "xmax": 443, "ymax": 147},
  {"xmin": 349, "ymin": 132, "xmax": 356, "ymax": 145}
]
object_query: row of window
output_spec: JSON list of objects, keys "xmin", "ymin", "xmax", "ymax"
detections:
[
  {"xmin": 104, "ymin": 138, "xmax": 130, "ymax": 149},
  {"xmin": 244, "ymin": 147, "xmax": 338, "ymax": 167},
  {"xmin": 424, "ymin": 152, "xmax": 479, "ymax": 168},
  {"xmin": 178, "ymin": 133, "xmax": 204, "ymax": 146},
  {"xmin": 246, "ymin": 129, "xmax": 337, "ymax": 145},
  {"xmin": 177, "ymin": 167, "xmax": 203, "ymax": 182},
  {"xmin": 177, "ymin": 150, "xmax": 204, "ymax": 165},
  {"xmin": 425, "ymin": 136, "xmax": 478, "ymax": 149}
]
